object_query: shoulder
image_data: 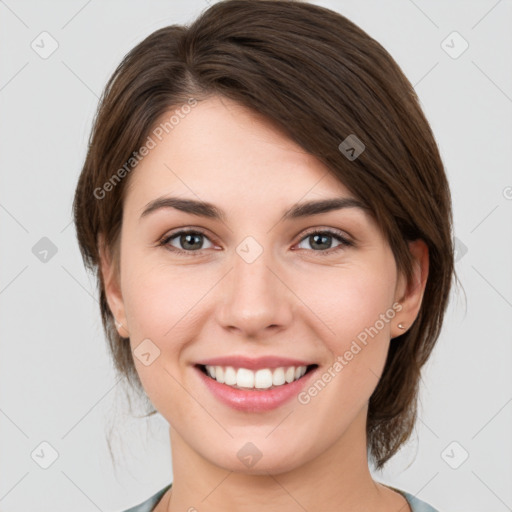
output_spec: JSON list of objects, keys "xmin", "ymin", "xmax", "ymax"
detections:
[
  {"xmin": 120, "ymin": 483, "xmax": 440, "ymax": 512},
  {"xmin": 399, "ymin": 489, "xmax": 440, "ymax": 512},
  {"xmin": 120, "ymin": 484, "xmax": 172, "ymax": 512}
]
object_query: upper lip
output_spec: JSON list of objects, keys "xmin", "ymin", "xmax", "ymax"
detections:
[{"xmin": 194, "ymin": 355, "xmax": 316, "ymax": 371}]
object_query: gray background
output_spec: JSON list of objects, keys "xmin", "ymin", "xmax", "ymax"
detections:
[{"xmin": 0, "ymin": 0, "xmax": 511, "ymax": 511}]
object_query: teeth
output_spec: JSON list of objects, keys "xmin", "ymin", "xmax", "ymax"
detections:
[
  {"xmin": 224, "ymin": 366, "xmax": 237, "ymax": 386},
  {"xmin": 272, "ymin": 367, "xmax": 285, "ymax": 386},
  {"xmin": 254, "ymin": 369, "xmax": 273, "ymax": 389},
  {"xmin": 237, "ymin": 368, "xmax": 254, "ymax": 388},
  {"xmin": 204, "ymin": 365, "xmax": 309, "ymax": 389}
]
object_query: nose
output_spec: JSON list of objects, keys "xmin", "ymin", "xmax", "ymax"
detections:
[{"xmin": 216, "ymin": 245, "xmax": 293, "ymax": 339}]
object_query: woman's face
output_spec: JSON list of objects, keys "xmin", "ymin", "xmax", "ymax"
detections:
[{"xmin": 104, "ymin": 95, "xmax": 418, "ymax": 474}]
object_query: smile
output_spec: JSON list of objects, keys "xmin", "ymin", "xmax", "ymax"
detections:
[
  {"xmin": 194, "ymin": 361, "xmax": 319, "ymax": 412},
  {"xmin": 198, "ymin": 364, "xmax": 317, "ymax": 390}
]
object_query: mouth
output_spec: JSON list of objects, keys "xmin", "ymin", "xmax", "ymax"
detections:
[{"xmin": 195, "ymin": 363, "xmax": 319, "ymax": 391}]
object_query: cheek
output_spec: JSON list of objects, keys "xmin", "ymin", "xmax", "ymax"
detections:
[
  {"xmin": 120, "ymin": 259, "xmax": 201, "ymax": 410},
  {"xmin": 297, "ymin": 261, "xmax": 396, "ymax": 342},
  {"xmin": 295, "ymin": 262, "xmax": 397, "ymax": 398},
  {"xmin": 121, "ymin": 249, "xmax": 208, "ymax": 340}
]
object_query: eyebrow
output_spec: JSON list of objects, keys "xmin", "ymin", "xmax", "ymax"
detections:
[{"xmin": 140, "ymin": 195, "xmax": 369, "ymax": 222}]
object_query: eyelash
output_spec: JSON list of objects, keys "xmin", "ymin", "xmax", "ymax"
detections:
[{"xmin": 158, "ymin": 227, "xmax": 354, "ymax": 257}]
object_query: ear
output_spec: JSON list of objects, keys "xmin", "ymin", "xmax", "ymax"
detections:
[
  {"xmin": 392, "ymin": 239, "xmax": 429, "ymax": 338},
  {"xmin": 98, "ymin": 233, "xmax": 130, "ymax": 338}
]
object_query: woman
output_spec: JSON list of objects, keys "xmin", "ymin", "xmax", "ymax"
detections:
[{"xmin": 73, "ymin": 1, "xmax": 455, "ymax": 510}]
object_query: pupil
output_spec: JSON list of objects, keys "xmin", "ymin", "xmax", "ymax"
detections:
[
  {"xmin": 312, "ymin": 234, "xmax": 330, "ymax": 250},
  {"xmin": 183, "ymin": 233, "xmax": 201, "ymax": 250}
]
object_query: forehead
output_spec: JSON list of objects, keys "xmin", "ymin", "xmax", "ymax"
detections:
[{"xmin": 125, "ymin": 95, "xmax": 355, "ymax": 210}]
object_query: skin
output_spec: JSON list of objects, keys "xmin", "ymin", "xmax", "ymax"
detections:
[{"xmin": 100, "ymin": 95, "xmax": 429, "ymax": 512}]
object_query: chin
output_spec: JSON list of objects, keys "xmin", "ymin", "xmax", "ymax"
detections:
[{"xmin": 205, "ymin": 443, "xmax": 308, "ymax": 476}]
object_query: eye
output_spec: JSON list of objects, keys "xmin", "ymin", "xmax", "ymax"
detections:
[
  {"xmin": 158, "ymin": 227, "xmax": 353, "ymax": 256},
  {"xmin": 159, "ymin": 229, "xmax": 215, "ymax": 255},
  {"xmin": 295, "ymin": 229, "xmax": 353, "ymax": 255}
]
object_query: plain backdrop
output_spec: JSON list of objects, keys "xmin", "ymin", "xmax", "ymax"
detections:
[{"xmin": 0, "ymin": 1, "xmax": 511, "ymax": 511}]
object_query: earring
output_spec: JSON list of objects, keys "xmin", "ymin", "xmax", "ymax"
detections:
[
  {"xmin": 398, "ymin": 323, "xmax": 406, "ymax": 330},
  {"xmin": 114, "ymin": 319, "xmax": 122, "ymax": 329}
]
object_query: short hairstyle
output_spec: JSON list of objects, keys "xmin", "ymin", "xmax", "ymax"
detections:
[{"xmin": 73, "ymin": 0, "xmax": 456, "ymax": 469}]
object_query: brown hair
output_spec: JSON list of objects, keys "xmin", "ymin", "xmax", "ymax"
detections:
[{"xmin": 73, "ymin": 0, "xmax": 456, "ymax": 469}]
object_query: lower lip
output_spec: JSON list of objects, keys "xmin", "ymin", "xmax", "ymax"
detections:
[{"xmin": 194, "ymin": 365, "xmax": 318, "ymax": 412}]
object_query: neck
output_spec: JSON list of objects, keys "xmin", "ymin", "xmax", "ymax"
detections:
[{"xmin": 163, "ymin": 407, "xmax": 403, "ymax": 512}]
